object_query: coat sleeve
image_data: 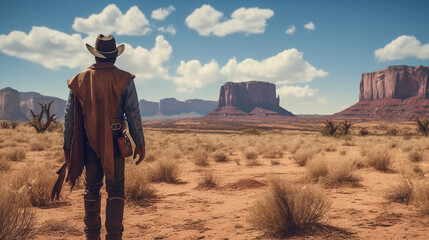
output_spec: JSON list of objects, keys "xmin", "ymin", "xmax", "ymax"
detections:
[
  {"xmin": 123, "ymin": 79, "xmax": 145, "ymax": 147},
  {"xmin": 63, "ymin": 90, "xmax": 75, "ymax": 150}
]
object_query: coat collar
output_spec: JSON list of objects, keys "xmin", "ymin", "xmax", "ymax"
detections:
[{"xmin": 89, "ymin": 62, "xmax": 116, "ymax": 69}]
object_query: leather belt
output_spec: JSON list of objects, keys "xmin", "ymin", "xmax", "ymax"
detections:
[{"xmin": 111, "ymin": 119, "xmax": 125, "ymax": 131}]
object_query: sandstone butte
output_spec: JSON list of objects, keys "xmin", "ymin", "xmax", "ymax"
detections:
[
  {"xmin": 206, "ymin": 81, "xmax": 294, "ymax": 118},
  {"xmin": 335, "ymin": 65, "xmax": 429, "ymax": 119}
]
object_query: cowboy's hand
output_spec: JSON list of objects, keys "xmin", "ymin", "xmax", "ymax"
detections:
[
  {"xmin": 133, "ymin": 145, "xmax": 145, "ymax": 165},
  {"xmin": 64, "ymin": 149, "xmax": 71, "ymax": 166}
]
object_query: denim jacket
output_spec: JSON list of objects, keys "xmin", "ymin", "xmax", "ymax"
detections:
[{"xmin": 63, "ymin": 79, "xmax": 145, "ymax": 150}]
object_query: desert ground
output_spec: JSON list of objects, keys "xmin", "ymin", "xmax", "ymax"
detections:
[{"xmin": 1, "ymin": 117, "xmax": 429, "ymax": 240}]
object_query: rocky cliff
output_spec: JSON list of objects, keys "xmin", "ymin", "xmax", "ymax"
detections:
[
  {"xmin": 207, "ymin": 81, "xmax": 294, "ymax": 117},
  {"xmin": 157, "ymin": 98, "xmax": 217, "ymax": 116},
  {"xmin": 360, "ymin": 65, "xmax": 429, "ymax": 101},
  {"xmin": 336, "ymin": 65, "xmax": 429, "ymax": 119},
  {"xmin": 20, "ymin": 92, "xmax": 66, "ymax": 120},
  {"xmin": 0, "ymin": 88, "xmax": 27, "ymax": 120},
  {"xmin": 139, "ymin": 99, "xmax": 159, "ymax": 116}
]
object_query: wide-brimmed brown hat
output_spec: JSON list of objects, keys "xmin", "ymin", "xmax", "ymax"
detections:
[{"xmin": 86, "ymin": 34, "xmax": 125, "ymax": 59}]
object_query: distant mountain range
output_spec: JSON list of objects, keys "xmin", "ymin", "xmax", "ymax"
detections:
[{"xmin": 0, "ymin": 87, "xmax": 217, "ymax": 121}]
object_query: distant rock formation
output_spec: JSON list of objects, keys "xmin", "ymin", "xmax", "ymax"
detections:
[
  {"xmin": 139, "ymin": 99, "xmax": 159, "ymax": 116},
  {"xmin": 207, "ymin": 81, "xmax": 294, "ymax": 117},
  {"xmin": 20, "ymin": 92, "xmax": 66, "ymax": 120},
  {"xmin": 335, "ymin": 65, "xmax": 429, "ymax": 119},
  {"xmin": 0, "ymin": 87, "xmax": 27, "ymax": 120},
  {"xmin": 158, "ymin": 98, "xmax": 217, "ymax": 116}
]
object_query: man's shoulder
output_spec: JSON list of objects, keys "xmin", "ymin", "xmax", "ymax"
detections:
[{"xmin": 114, "ymin": 66, "xmax": 135, "ymax": 79}]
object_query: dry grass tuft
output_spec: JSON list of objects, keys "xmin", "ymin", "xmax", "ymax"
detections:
[
  {"xmin": 263, "ymin": 146, "xmax": 283, "ymax": 158},
  {"xmin": 366, "ymin": 148, "xmax": 392, "ymax": 172},
  {"xmin": 213, "ymin": 151, "xmax": 229, "ymax": 162},
  {"xmin": 197, "ymin": 171, "xmax": 219, "ymax": 189},
  {"xmin": 244, "ymin": 149, "xmax": 259, "ymax": 160},
  {"xmin": 148, "ymin": 159, "xmax": 181, "ymax": 183},
  {"xmin": 408, "ymin": 151, "xmax": 423, "ymax": 162},
  {"xmin": 30, "ymin": 141, "xmax": 45, "ymax": 151},
  {"xmin": 292, "ymin": 149, "xmax": 315, "ymax": 166},
  {"xmin": 0, "ymin": 155, "xmax": 10, "ymax": 170},
  {"xmin": 193, "ymin": 149, "xmax": 210, "ymax": 166},
  {"xmin": 4, "ymin": 148, "xmax": 26, "ymax": 161},
  {"xmin": 323, "ymin": 160, "xmax": 360, "ymax": 187},
  {"xmin": 384, "ymin": 175, "xmax": 414, "ymax": 204},
  {"xmin": 248, "ymin": 178, "xmax": 331, "ymax": 235},
  {"xmin": 413, "ymin": 180, "xmax": 429, "ymax": 214},
  {"xmin": 0, "ymin": 187, "xmax": 35, "ymax": 240},
  {"xmin": 10, "ymin": 164, "xmax": 56, "ymax": 206},
  {"xmin": 270, "ymin": 159, "xmax": 281, "ymax": 165},
  {"xmin": 125, "ymin": 165, "xmax": 156, "ymax": 205},
  {"xmin": 306, "ymin": 159, "xmax": 328, "ymax": 182}
]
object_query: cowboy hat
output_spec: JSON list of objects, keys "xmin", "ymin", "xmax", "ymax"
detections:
[{"xmin": 86, "ymin": 34, "xmax": 125, "ymax": 59}]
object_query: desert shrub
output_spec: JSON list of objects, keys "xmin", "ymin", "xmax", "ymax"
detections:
[
  {"xmin": 306, "ymin": 159, "xmax": 329, "ymax": 182},
  {"xmin": 144, "ymin": 153, "xmax": 156, "ymax": 162},
  {"xmin": 248, "ymin": 179, "xmax": 331, "ymax": 235},
  {"xmin": 10, "ymin": 121, "xmax": 19, "ymax": 129},
  {"xmin": 292, "ymin": 149, "xmax": 315, "ymax": 166},
  {"xmin": 270, "ymin": 159, "xmax": 280, "ymax": 165},
  {"xmin": 4, "ymin": 148, "xmax": 26, "ymax": 161},
  {"xmin": 387, "ymin": 128, "xmax": 398, "ymax": 136},
  {"xmin": 213, "ymin": 151, "xmax": 229, "ymax": 162},
  {"xmin": 47, "ymin": 121, "xmax": 63, "ymax": 133},
  {"xmin": 244, "ymin": 127, "xmax": 261, "ymax": 135},
  {"xmin": 0, "ymin": 121, "xmax": 11, "ymax": 129},
  {"xmin": 30, "ymin": 141, "xmax": 45, "ymax": 151},
  {"xmin": 0, "ymin": 155, "xmax": 10, "ymax": 170},
  {"xmin": 125, "ymin": 165, "xmax": 156, "ymax": 205},
  {"xmin": 413, "ymin": 180, "xmax": 429, "ymax": 214},
  {"xmin": 416, "ymin": 118, "xmax": 429, "ymax": 136},
  {"xmin": 10, "ymin": 164, "xmax": 56, "ymax": 206},
  {"xmin": 408, "ymin": 150, "xmax": 423, "ymax": 162},
  {"xmin": 197, "ymin": 171, "xmax": 218, "ymax": 189},
  {"xmin": 323, "ymin": 159, "xmax": 359, "ymax": 187},
  {"xmin": 0, "ymin": 187, "xmax": 35, "ymax": 240},
  {"xmin": 245, "ymin": 149, "xmax": 259, "ymax": 160},
  {"xmin": 384, "ymin": 175, "xmax": 413, "ymax": 204},
  {"xmin": 148, "ymin": 159, "xmax": 180, "ymax": 183},
  {"xmin": 193, "ymin": 149, "xmax": 210, "ymax": 166},
  {"xmin": 359, "ymin": 128, "xmax": 369, "ymax": 136},
  {"xmin": 263, "ymin": 146, "xmax": 283, "ymax": 158},
  {"xmin": 246, "ymin": 158, "xmax": 262, "ymax": 166},
  {"xmin": 321, "ymin": 120, "xmax": 340, "ymax": 136},
  {"xmin": 366, "ymin": 149, "xmax": 392, "ymax": 172}
]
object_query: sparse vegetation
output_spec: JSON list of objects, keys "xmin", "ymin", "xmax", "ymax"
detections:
[
  {"xmin": 244, "ymin": 127, "xmax": 261, "ymax": 135},
  {"xmin": 244, "ymin": 149, "xmax": 258, "ymax": 160},
  {"xmin": 416, "ymin": 118, "xmax": 429, "ymax": 136},
  {"xmin": 148, "ymin": 159, "xmax": 181, "ymax": 183},
  {"xmin": 4, "ymin": 148, "xmax": 26, "ymax": 161},
  {"xmin": 408, "ymin": 150, "xmax": 423, "ymax": 162},
  {"xmin": 307, "ymin": 157, "xmax": 360, "ymax": 187},
  {"xmin": 0, "ymin": 121, "xmax": 11, "ymax": 129},
  {"xmin": 28, "ymin": 100, "xmax": 57, "ymax": 133},
  {"xmin": 0, "ymin": 187, "xmax": 35, "ymax": 240},
  {"xmin": 321, "ymin": 120, "xmax": 340, "ymax": 136},
  {"xmin": 359, "ymin": 128, "xmax": 369, "ymax": 136},
  {"xmin": 213, "ymin": 151, "xmax": 229, "ymax": 162},
  {"xmin": 248, "ymin": 178, "xmax": 331, "ymax": 235},
  {"xmin": 292, "ymin": 148, "xmax": 315, "ymax": 166},
  {"xmin": 125, "ymin": 165, "xmax": 156, "ymax": 205},
  {"xmin": 366, "ymin": 148, "xmax": 392, "ymax": 172},
  {"xmin": 413, "ymin": 180, "xmax": 429, "ymax": 214},
  {"xmin": 384, "ymin": 175, "xmax": 414, "ymax": 204},
  {"xmin": 193, "ymin": 149, "xmax": 210, "ymax": 166},
  {"xmin": 197, "ymin": 171, "xmax": 218, "ymax": 189}
]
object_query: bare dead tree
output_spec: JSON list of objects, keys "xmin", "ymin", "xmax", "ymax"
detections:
[
  {"xmin": 29, "ymin": 100, "xmax": 57, "ymax": 133},
  {"xmin": 416, "ymin": 118, "xmax": 429, "ymax": 136},
  {"xmin": 324, "ymin": 120, "xmax": 339, "ymax": 136},
  {"xmin": 342, "ymin": 120, "xmax": 353, "ymax": 135}
]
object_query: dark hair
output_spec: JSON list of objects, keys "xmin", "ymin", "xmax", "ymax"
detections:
[{"xmin": 96, "ymin": 57, "xmax": 116, "ymax": 63}]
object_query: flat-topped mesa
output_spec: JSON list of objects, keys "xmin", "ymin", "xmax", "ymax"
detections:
[
  {"xmin": 335, "ymin": 65, "xmax": 429, "ymax": 119},
  {"xmin": 208, "ymin": 81, "xmax": 294, "ymax": 117},
  {"xmin": 0, "ymin": 87, "xmax": 26, "ymax": 121},
  {"xmin": 360, "ymin": 65, "xmax": 429, "ymax": 101}
]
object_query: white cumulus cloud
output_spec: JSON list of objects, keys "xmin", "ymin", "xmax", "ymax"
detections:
[
  {"xmin": 172, "ymin": 59, "xmax": 221, "ymax": 93},
  {"xmin": 185, "ymin": 4, "xmax": 274, "ymax": 37},
  {"xmin": 116, "ymin": 35, "xmax": 172, "ymax": 81},
  {"xmin": 285, "ymin": 25, "xmax": 296, "ymax": 35},
  {"xmin": 157, "ymin": 25, "xmax": 177, "ymax": 35},
  {"xmin": 0, "ymin": 26, "xmax": 91, "ymax": 69},
  {"xmin": 0, "ymin": 26, "xmax": 172, "ymax": 82},
  {"xmin": 277, "ymin": 85, "xmax": 317, "ymax": 98},
  {"xmin": 151, "ymin": 5, "xmax": 175, "ymax": 21},
  {"xmin": 220, "ymin": 48, "xmax": 328, "ymax": 84},
  {"xmin": 374, "ymin": 35, "xmax": 429, "ymax": 61},
  {"xmin": 72, "ymin": 4, "xmax": 150, "ymax": 36},
  {"xmin": 304, "ymin": 21, "xmax": 315, "ymax": 31}
]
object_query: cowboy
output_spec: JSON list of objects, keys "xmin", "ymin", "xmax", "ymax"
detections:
[{"xmin": 62, "ymin": 34, "xmax": 145, "ymax": 240}]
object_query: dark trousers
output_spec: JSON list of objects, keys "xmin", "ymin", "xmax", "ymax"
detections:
[{"xmin": 84, "ymin": 138, "xmax": 125, "ymax": 240}]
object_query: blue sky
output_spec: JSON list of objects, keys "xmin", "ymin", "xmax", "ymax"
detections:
[{"xmin": 0, "ymin": 0, "xmax": 428, "ymax": 114}]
